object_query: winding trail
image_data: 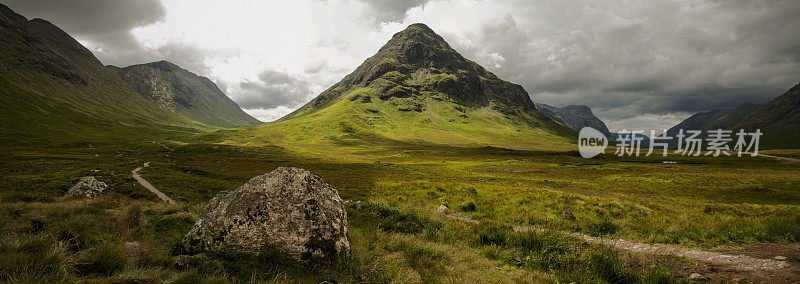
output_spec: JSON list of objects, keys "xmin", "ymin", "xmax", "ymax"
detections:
[
  {"xmin": 443, "ymin": 214, "xmax": 791, "ymax": 271},
  {"xmin": 132, "ymin": 162, "xmax": 176, "ymax": 204},
  {"xmin": 757, "ymin": 153, "xmax": 800, "ymax": 163}
]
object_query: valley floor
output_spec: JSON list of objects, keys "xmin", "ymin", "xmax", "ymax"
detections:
[{"xmin": 1, "ymin": 141, "xmax": 799, "ymax": 283}]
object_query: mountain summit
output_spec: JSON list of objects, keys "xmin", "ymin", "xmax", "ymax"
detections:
[
  {"xmin": 287, "ymin": 23, "xmax": 540, "ymax": 118},
  {"xmin": 240, "ymin": 23, "xmax": 573, "ymax": 149},
  {"xmin": 534, "ymin": 103, "xmax": 612, "ymax": 138},
  {"xmin": 111, "ymin": 61, "xmax": 262, "ymax": 129}
]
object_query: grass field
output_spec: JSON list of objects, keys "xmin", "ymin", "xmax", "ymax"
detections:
[{"xmin": 1, "ymin": 139, "xmax": 799, "ymax": 282}]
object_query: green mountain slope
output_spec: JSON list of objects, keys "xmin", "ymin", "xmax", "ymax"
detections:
[
  {"xmin": 218, "ymin": 23, "xmax": 574, "ymax": 149},
  {"xmin": 534, "ymin": 102, "xmax": 611, "ymax": 137},
  {"xmin": 111, "ymin": 61, "xmax": 262, "ymax": 129},
  {"xmin": 0, "ymin": 4, "xmax": 209, "ymax": 147},
  {"xmin": 730, "ymin": 83, "xmax": 800, "ymax": 149}
]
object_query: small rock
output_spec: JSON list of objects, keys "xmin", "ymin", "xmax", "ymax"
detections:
[
  {"xmin": 464, "ymin": 186, "xmax": 477, "ymax": 195},
  {"xmin": 183, "ymin": 167, "xmax": 349, "ymax": 263},
  {"xmin": 345, "ymin": 200, "xmax": 365, "ymax": 210},
  {"xmin": 775, "ymin": 256, "xmax": 787, "ymax": 260},
  {"xmin": 65, "ymin": 176, "xmax": 110, "ymax": 198},
  {"xmin": 437, "ymin": 205, "xmax": 448, "ymax": 213},
  {"xmin": 689, "ymin": 273, "xmax": 707, "ymax": 280},
  {"xmin": 73, "ymin": 248, "xmax": 97, "ymax": 258},
  {"xmin": 123, "ymin": 241, "xmax": 147, "ymax": 266},
  {"xmin": 174, "ymin": 255, "xmax": 192, "ymax": 269}
]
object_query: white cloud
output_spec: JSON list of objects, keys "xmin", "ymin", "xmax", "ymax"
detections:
[{"xmin": 243, "ymin": 106, "xmax": 295, "ymax": 123}]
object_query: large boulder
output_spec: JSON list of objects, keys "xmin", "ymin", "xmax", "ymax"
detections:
[
  {"xmin": 183, "ymin": 167, "xmax": 349, "ymax": 263},
  {"xmin": 65, "ymin": 176, "xmax": 110, "ymax": 198}
]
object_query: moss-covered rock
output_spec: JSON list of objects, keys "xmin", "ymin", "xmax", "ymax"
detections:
[{"xmin": 183, "ymin": 167, "xmax": 349, "ymax": 264}]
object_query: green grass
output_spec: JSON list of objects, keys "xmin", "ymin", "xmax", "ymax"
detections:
[
  {"xmin": 200, "ymin": 85, "xmax": 575, "ymax": 151},
  {"xmin": 3, "ymin": 13, "xmax": 797, "ymax": 282},
  {"xmin": 1, "ymin": 138, "xmax": 798, "ymax": 282}
]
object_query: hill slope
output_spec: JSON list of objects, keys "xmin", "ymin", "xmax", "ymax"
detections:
[
  {"xmin": 220, "ymin": 23, "xmax": 574, "ymax": 149},
  {"xmin": 730, "ymin": 83, "xmax": 800, "ymax": 149},
  {"xmin": 664, "ymin": 83, "xmax": 799, "ymax": 149},
  {"xmin": 665, "ymin": 103, "xmax": 760, "ymax": 145},
  {"xmin": 534, "ymin": 103, "xmax": 611, "ymax": 138},
  {"xmin": 0, "ymin": 4, "xmax": 209, "ymax": 147},
  {"xmin": 111, "ymin": 61, "xmax": 262, "ymax": 129}
]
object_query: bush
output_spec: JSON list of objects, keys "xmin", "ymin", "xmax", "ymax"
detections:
[
  {"xmin": 0, "ymin": 234, "xmax": 70, "ymax": 282},
  {"xmin": 0, "ymin": 192, "xmax": 54, "ymax": 203},
  {"xmin": 56, "ymin": 217, "xmax": 99, "ymax": 251},
  {"xmin": 586, "ymin": 250, "xmax": 638, "ymax": 284},
  {"xmin": 477, "ymin": 223, "xmax": 511, "ymax": 246},
  {"xmin": 509, "ymin": 231, "xmax": 571, "ymax": 255},
  {"xmin": 459, "ymin": 201, "xmax": 476, "ymax": 212},
  {"xmin": 586, "ymin": 218, "xmax": 618, "ymax": 236},
  {"xmin": 73, "ymin": 243, "xmax": 127, "ymax": 276},
  {"xmin": 368, "ymin": 203, "xmax": 438, "ymax": 234}
]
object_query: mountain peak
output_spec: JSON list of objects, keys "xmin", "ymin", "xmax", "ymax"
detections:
[
  {"xmin": 270, "ymin": 23, "xmax": 574, "ymax": 148},
  {"xmin": 145, "ymin": 60, "xmax": 180, "ymax": 72},
  {"xmin": 392, "ymin": 23, "xmax": 439, "ymax": 39},
  {"xmin": 295, "ymin": 23, "xmax": 528, "ymax": 115},
  {"xmin": 375, "ymin": 23, "xmax": 473, "ymax": 72}
]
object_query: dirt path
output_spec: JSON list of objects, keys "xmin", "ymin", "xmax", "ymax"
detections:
[
  {"xmin": 132, "ymin": 162, "xmax": 176, "ymax": 204},
  {"xmin": 443, "ymin": 214, "xmax": 791, "ymax": 271},
  {"xmin": 757, "ymin": 153, "xmax": 800, "ymax": 163}
]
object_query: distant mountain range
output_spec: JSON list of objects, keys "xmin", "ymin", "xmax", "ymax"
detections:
[
  {"xmin": 534, "ymin": 102, "xmax": 612, "ymax": 138},
  {"xmin": 666, "ymin": 83, "xmax": 799, "ymax": 148},
  {"xmin": 1, "ymin": 1, "xmax": 796, "ymax": 150},
  {"xmin": 667, "ymin": 103, "xmax": 761, "ymax": 135},
  {"xmin": 110, "ymin": 61, "xmax": 261, "ymax": 129},
  {"xmin": 0, "ymin": 3, "xmax": 258, "ymax": 147},
  {"xmin": 665, "ymin": 103, "xmax": 760, "ymax": 146},
  {"xmin": 222, "ymin": 23, "xmax": 576, "ymax": 149},
  {"xmin": 0, "ymin": 4, "xmax": 203, "ymax": 146}
]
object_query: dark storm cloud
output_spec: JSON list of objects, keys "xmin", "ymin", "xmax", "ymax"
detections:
[
  {"xmin": 235, "ymin": 70, "xmax": 314, "ymax": 110},
  {"xmin": 445, "ymin": 0, "xmax": 800, "ymax": 127},
  {"xmin": 1, "ymin": 0, "xmax": 219, "ymax": 76},
  {"xmin": 2, "ymin": 0, "xmax": 165, "ymax": 58}
]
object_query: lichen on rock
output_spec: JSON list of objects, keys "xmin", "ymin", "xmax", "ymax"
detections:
[
  {"xmin": 65, "ymin": 176, "xmax": 110, "ymax": 198},
  {"xmin": 183, "ymin": 167, "xmax": 349, "ymax": 263}
]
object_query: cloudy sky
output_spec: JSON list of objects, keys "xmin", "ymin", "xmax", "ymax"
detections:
[{"xmin": 4, "ymin": 0, "xmax": 799, "ymax": 132}]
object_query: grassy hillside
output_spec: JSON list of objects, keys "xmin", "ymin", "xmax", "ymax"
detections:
[
  {"xmin": 112, "ymin": 61, "xmax": 262, "ymax": 129},
  {"xmin": 731, "ymin": 83, "xmax": 800, "ymax": 149},
  {"xmin": 0, "ymin": 4, "xmax": 210, "ymax": 148},
  {"xmin": 209, "ymin": 86, "xmax": 574, "ymax": 150},
  {"xmin": 212, "ymin": 23, "xmax": 575, "ymax": 150}
]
